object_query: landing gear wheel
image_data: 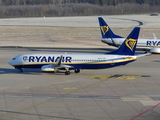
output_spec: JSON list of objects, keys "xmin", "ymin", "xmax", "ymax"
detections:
[
  {"xmin": 145, "ymin": 50, "xmax": 148, "ymax": 53},
  {"xmin": 18, "ymin": 68, "xmax": 23, "ymax": 72},
  {"xmin": 75, "ymin": 69, "xmax": 80, "ymax": 73},
  {"xmin": 65, "ymin": 71, "xmax": 70, "ymax": 75}
]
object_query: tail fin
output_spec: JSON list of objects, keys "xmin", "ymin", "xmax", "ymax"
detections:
[
  {"xmin": 108, "ymin": 27, "xmax": 140, "ymax": 55},
  {"xmin": 98, "ymin": 17, "xmax": 123, "ymax": 38}
]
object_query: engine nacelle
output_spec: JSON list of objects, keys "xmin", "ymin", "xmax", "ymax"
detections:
[
  {"xmin": 150, "ymin": 47, "xmax": 160, "ymax": 54},
  {"xmin": 41, "ymin": 64, "xmax": 55, "ymax": 72}
]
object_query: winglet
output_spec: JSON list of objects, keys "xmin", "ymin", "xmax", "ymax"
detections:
[
  {"xmin": 56, "ymin": 55, "xmax": 63, "ymax": 66},
  {"xmin": 98, "ymin": 17, "xmax": 123, "ymax": 38},
  {"xmin": 108, "ymin": 27, "xmax": 140, "ymax": 55},
  {"xmin": 153, "ymin": 33, "xmax": 157, "ymax": 39}
]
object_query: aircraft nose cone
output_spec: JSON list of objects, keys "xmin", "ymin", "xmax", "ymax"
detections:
[{"xmin": 8, "ymin": 59, "xmax": 13, "ymax": 65}]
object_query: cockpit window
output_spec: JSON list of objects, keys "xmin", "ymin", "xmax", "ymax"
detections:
[{"xmin": 12, "ymin": 58, "xmax": 16, "ymax": 60}]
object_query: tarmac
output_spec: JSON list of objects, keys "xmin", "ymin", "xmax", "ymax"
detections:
[
  {"xmin": 0, "ymin": 14, "xmax": 160, "ymax": 48},
  {"xmin": 0, "ymin": 15, "xmax": 160, "ymax": 120}
]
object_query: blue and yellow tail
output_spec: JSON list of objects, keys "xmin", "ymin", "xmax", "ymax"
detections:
[
  {"xmin": 108, "ymin": 27, "xmax": 140, "ymax": 55},
  {"xmin": 98, "ymin": 17, "xmax": 123, "ymax": 38}
]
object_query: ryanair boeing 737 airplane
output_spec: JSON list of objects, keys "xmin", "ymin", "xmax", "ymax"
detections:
[
  {"xmin": 8, "ymin": 27, "xmax": 148, "ymax": 75},
  {"xmin": 98, "ymin": 17, "xmax": 160, "ymax": 54}
]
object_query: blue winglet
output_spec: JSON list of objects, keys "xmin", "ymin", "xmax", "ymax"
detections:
[
  {"xmin": 108, "ymin": 27, "xmax": 140, "ymax": 55},
  {"xmin": 98, "ymin": 17, "xmax": 123, "ymax": 38}
]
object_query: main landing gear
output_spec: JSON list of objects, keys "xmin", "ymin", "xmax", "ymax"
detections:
[
  {"xmin": 75, "ymin": 69, "xmax": 80, "ymax": 73},
  {"xmin": 65, "ymin": 69, "xmax": 80, "ymax": 75},
  {"xmin": 65, "ymin": 71, "xmax": 70, "ymax": 75},
  {"xmin": 65, "ymin": 68, "xmax": 70, "ymax": 75}
]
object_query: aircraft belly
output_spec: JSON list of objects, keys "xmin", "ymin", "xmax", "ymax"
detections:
[
  {"xmin": 14, "ymin": 58, "xmax": 135, "ymax": 70},
  {"xmin": 15, "ymin": 64, "xmax": 45, "ymax": 69},
  {"xmin": 69, "ymin": 60, "xmax": 135, "ymax": 69}
]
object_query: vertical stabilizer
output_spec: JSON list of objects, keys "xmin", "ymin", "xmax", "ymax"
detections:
[
  {"xmin": 108, "ymin": 27, "xmax": 140, "ymax": 55},
  {"xmin": 98, "ymin": 17, "xmax": 123, "ymax": 38}
]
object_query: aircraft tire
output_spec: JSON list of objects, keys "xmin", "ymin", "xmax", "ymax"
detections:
[
  {"xmin": 75, "ymin": 69, "xmax": 80, "ymax": 73},
  {"xmin": 65, "ymin": 71, "xmax": 70, "ymax": 75}
]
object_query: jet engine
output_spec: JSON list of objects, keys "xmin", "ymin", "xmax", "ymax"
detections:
[
  {"xmin": 150, "ymin": 47, "xmax": 160, "ymax": 54},
  {"xmin": 41, "ymin": 64, "xmax": 55, "ymax": 72}
]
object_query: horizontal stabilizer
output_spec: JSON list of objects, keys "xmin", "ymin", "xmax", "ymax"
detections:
[{"xmin": 136, "ymin": 53, "xmax": 151, "ymax": 58}]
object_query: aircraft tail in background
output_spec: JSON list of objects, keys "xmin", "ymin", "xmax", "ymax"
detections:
[{"xmin": 98, "ymin": 17, "xmax": 123, "ymax": 39}]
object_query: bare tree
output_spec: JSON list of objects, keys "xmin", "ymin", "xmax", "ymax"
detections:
[{"xmin": 0, "ymin": 2, "xmax": 160, "ymax": 18}]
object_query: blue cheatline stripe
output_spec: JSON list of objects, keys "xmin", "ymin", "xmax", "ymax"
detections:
[{"xmin": 13, "ymin": 59, "xmax": 136, "ymax": 69}]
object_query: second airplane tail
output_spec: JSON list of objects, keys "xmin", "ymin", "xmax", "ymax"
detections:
[{"xmin": 98, "ymin": 17, "xmax": 123, "ymax": 39}]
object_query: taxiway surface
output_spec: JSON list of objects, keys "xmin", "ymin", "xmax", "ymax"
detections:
[
  {"xmin": 0, "ymin": 15, "xmax": 160, "ymax": 120},
  {"xmin": 0, "ymin": 47, "xmax": 160, "ymax": 120}
]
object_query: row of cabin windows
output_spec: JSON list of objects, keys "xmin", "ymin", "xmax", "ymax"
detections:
[{"xmin": 71, "ymin": 59, "xmax": 105, "ymax": 62}]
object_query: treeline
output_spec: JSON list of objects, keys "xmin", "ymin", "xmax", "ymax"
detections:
[
  {"xmin": 0, "ymin": 3, "xmax": 159, "ymax": 18},
  {"xmin": 0, "ymin": 0, "xmax": 160, "ymax": 6}
]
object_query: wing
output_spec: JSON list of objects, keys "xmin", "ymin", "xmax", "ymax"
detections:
[{"xmin": 41, "ymin": 55, "xmax": 75, "ymax": 72}]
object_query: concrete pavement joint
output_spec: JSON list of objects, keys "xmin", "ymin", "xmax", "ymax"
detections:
[{"xmin": 0, "ymin": 78, "xmax": 110, "ymax": 119}]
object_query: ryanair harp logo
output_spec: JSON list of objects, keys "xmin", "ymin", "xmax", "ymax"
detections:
[
  {"xmin": 100, "ymin": 26, "xmax": 109, "ymax": 34},
  {"xmin": 125, "ymin": 39, "xmax": 137, "ymax": 51}
]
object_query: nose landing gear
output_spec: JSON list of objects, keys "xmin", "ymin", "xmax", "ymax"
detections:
[{"xmin": 16, "ymin": 68, "xmax": 23, "ymax": 72}]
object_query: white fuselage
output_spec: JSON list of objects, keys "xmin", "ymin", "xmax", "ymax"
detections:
[
  {"xmin": 102, "ymin": 38, "xmax": 160, "ymax": 49},
  {"xmin": 8, "ymin": 53, "xmax": 137, "ymax": 70}
]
